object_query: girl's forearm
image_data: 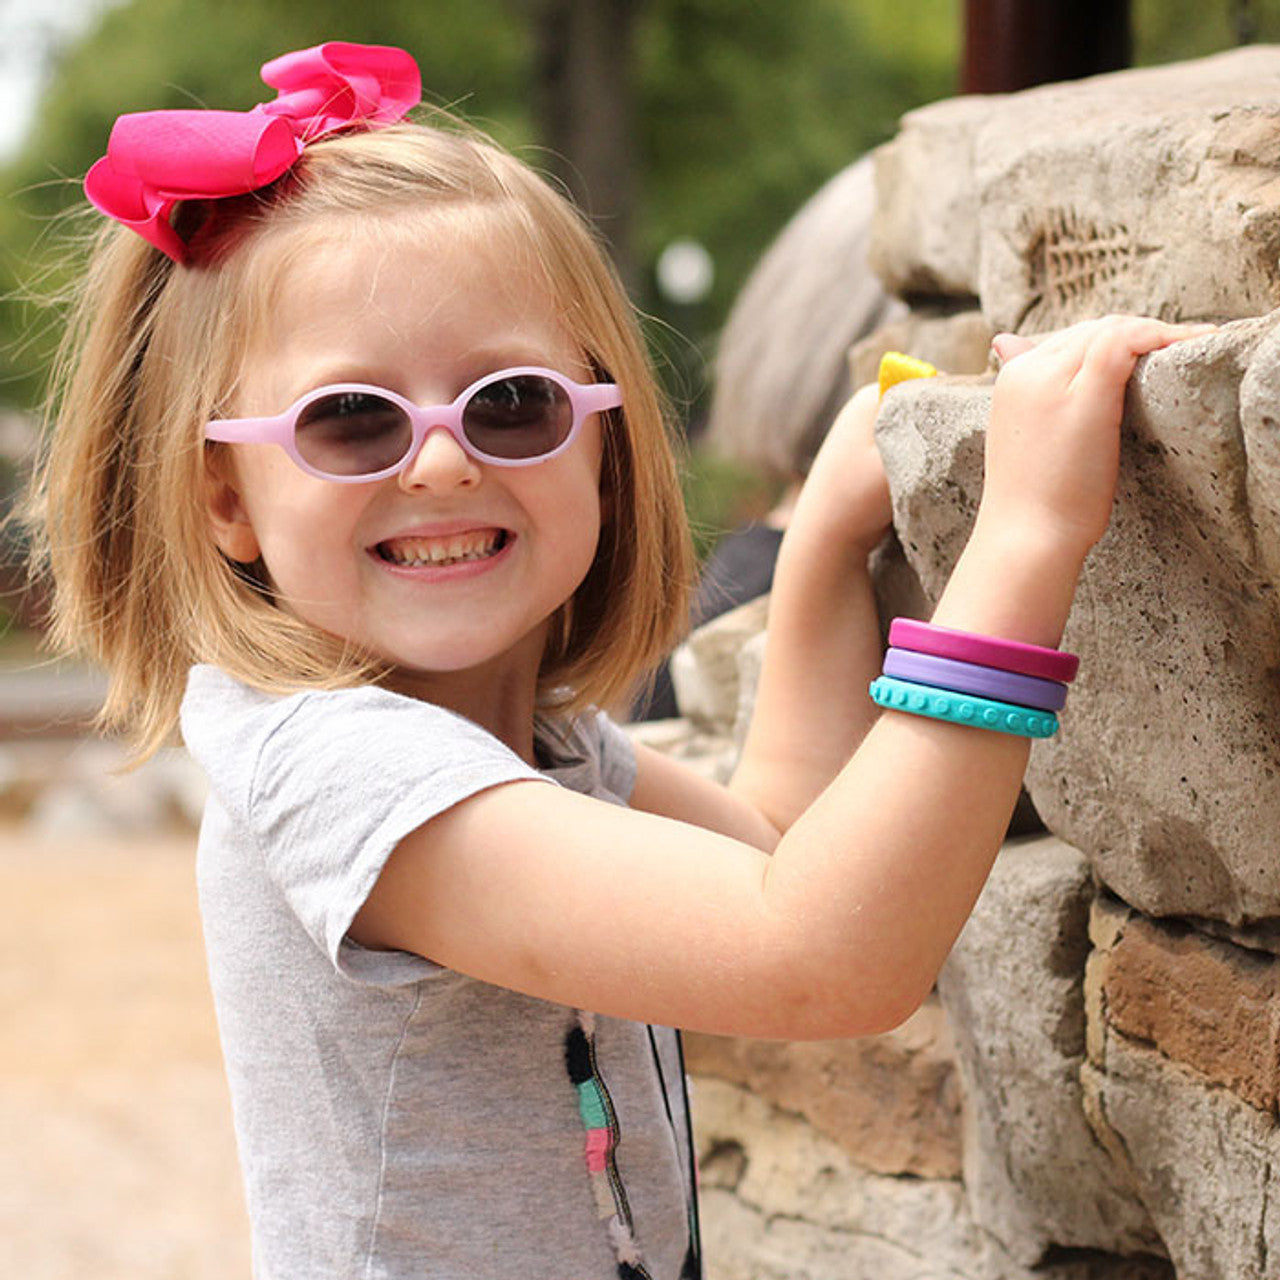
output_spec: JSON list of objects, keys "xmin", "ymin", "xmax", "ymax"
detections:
[
  {"xmin": 755, "ymin": 523, "xmax": 1087, "ymax": 1033},
  {"xmin": 728, "ymin": 381, "xmax": 893, "ymax": 831},
  {"xmin": 729, "ymin": 531, "xmax": 883, "ymax": 833}
]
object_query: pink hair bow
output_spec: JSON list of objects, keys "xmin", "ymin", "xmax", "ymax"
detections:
[{"xmin": 84, "ymin": 42, "xmax": 421, "ymax": 263}]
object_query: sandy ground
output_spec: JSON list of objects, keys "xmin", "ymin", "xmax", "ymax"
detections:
[{"xmin": 0, "ymin": 825, "xmax": 252, "ymax": 1279}]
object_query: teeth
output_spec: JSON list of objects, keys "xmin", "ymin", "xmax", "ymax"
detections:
[{"xmin": 380, "ymin": 530, "xmax": 504, "ymax": 567}]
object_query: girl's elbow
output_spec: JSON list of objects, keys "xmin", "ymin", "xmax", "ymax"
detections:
[{"xmin": 749, "ymin": 966, "xmax": 931, "ymax": 1041}]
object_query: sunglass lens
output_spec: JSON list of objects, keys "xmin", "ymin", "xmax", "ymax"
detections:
[
  {"xmin": 461, "ymin": 374, "xmax": 572, "ymax": 460},
  {"xmin": 295, "ymin": 391, "xmax": 413, "ymax": 478}
]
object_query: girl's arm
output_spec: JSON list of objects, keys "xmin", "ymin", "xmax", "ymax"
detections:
[
  {"xmin": 725, "ymin": 379, "xmax": 893, "ymax": 834},
  {"xmin": 623, "ymin": 379, "xmax": 890, "ymax": 850},
  {"xmin": 351, "ymin": 317, "xmax": 1210, "ymax": 1040}
]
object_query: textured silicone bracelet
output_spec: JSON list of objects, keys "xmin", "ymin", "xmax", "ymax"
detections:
[
  {"xmin": 882, "ymin": 648, "xmax": 1068, "ymax": 711},
  {"xmin": 888, "ymin": 618, "xmax": 1079, "ymax": 684},
  {"xmin": 869, "ymin": 676, "xmax": 1060, "ymax": 739}
]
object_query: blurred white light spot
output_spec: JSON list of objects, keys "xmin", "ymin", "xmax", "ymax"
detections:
[{"xmin": 656, "ymin": 238, "xmax": 714, "ymax": 305}]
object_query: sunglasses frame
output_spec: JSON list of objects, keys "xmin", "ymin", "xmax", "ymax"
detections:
[{"xmin": 204, "ymin": 366, "xmax": 622, "ymax": 482}]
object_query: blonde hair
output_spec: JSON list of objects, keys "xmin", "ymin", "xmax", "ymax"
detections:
[{"xmin": 24, "ymin": 119, "xmax": 694, "ymax": 761}]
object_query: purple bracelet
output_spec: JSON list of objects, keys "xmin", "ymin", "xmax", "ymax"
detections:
[
  {"xmin": 882, "ymin": 647, "xmax": 1068, "ymax": 711},
  {"xmin": 888, "ymin": 618, "xmax": 1079, "ymax": 684}
]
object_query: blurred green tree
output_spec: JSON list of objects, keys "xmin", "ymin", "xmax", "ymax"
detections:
[
  {"xmin": 0, "ymin": 0, "xmax": 529, "ymax": 410},
  {"xmin": 1133, "ymin": 0, "xmax": 1280, "ymax": 63}
]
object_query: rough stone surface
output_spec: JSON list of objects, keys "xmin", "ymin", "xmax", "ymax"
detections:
[
  {"xmin": 849, "ymin": 308, "xmax": 996, "ymax": 389},
  {"xmin": 869, "ymin": 94, "xmax": 990, "ymax": 302},
  {"xmin": 937, "ymin": 836, "xmax": 1159, "ymax": 1264},
  {"xmin": 873, "ymin": 314, "xmax": 1280, "ymax": 925},
  {"xmin": 1084, "ymin": 1033, "xmax": 1280, "ymax": 1280},
  {"xmin": 1238, "ymin": 318, "xmax": 1280, "ymax": 596},
  {"xmin": 669, "ymin": 595, "xmax": 770, "ymax": 736},
  {"xmin": 685, "ymin": 994, "xmax": 962, "ymax": 1179},
  {"xmin": 871, "ymin": 47, "xmax": 1280, "ymax": 331},
  {"xmin": 694, "ymin": 1076, "xmax": 1173, "ymax": 1280},
  {"xmin": 1087, "ymin": 896, "xmax": 1280, "ymax": 1115}
]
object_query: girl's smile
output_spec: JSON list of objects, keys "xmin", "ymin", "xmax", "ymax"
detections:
[
  {"xmin": 205, "ymin": 212, "xmax": 606, "ymax": 720},
  {"xmin": 372, "ymin": 523, "xmax": 512, "ymax": 574}
]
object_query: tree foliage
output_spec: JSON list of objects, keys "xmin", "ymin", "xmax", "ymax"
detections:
[{"xmin": 1132, "ymin": 0, "xmax": 1280, "ymax": 64}]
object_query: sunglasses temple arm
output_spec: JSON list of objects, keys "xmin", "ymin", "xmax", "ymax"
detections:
[
  {"xmin": 205, "ymin": 415, "xmax": 286, "ymax": 444},
  {"xmin": 579, "ymin": 383, "xmax": 623, "ymax": 414}
]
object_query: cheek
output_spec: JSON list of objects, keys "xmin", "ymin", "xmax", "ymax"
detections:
[
  {"xmin": 234, "ymin": 459, "xmax": 361, "ymax": 589},
  {"xmin": 560, "ymin": 455, "xmax": 605, "ymax": 562},
  {"xmin": 568, "ymin": 495, "xmax": 606, "ymax": 609}
]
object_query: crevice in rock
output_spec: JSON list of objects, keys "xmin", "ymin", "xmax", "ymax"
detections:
[
  {"xmin": 698, "ymin": 1138, "xmax": 747, "ymax": 1193},
  {"xmin": 1036, "ymin": 1244, "xmax": 1176, "ymax": 1278},
  {"xmin": 1102, "ymin": 1022, "xmax": 1278, "ymax": 1119}
]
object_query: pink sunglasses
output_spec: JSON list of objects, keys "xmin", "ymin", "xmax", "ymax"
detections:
[{"xmin": 205, "ymin": 366, "xmax": 622, "ymax": 482}]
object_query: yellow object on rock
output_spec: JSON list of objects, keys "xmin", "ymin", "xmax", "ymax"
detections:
[{"xmin": 878, "ymin": 351, "xmax": 938, "ymax": 398}]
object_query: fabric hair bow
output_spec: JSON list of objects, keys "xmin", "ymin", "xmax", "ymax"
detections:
[{"xmin": 84, "ymin": 42, "xmax": 422, "ymax": 263}]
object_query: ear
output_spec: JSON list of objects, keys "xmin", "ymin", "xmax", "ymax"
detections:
[{"xmin": 203, "ymin": 448, "xmax": 262, "ymax": 564}]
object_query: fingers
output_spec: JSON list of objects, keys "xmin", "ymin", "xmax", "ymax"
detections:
[
  {"xmin": 991, "ymin": 316, "xmax": 1215, "ymax": 408},
  {"xmin": 1068, "ymin": 317, "xmax": 1216, "ymax": 398},
  {"xmin": 995, "ymin": 316, "xmax": 1215, "ymax": 370},
  {"xmin": 990, "ymin": 333, "xmax": 1036, "ymax": 365}
]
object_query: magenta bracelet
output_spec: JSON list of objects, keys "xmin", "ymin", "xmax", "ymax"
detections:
[
  {"xmin": 888, "ymin": 618, "xmax": 1079, "ymax": 684},
  {"xmin": 882, "ymin": 647, "xmax": 1068, "ymax": 711}
]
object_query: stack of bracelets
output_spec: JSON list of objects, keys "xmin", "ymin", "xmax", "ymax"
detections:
[{"xmin": 869, "ymin": 618, "xmax": 1079, "ymax": 740}]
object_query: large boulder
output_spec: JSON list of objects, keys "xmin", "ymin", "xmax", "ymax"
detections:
[
  {"xmin": 938, "ymin": 837, "xmax": 1159, "ymax": 1263},
  {"xmin": 871, "ymin": 47, "xmax": 1280, "ymax": 331},
  {"xmin": 1085, "ymin": 897, "xmax": 1280, "ymax": 1280},
  {"xmin": 873, "ymin": 313, "xmax": 1280, "ymax": 926}
]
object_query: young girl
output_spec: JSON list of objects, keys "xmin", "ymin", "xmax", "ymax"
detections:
[{"xmin": 29, "ymin": 41, "xmax": 1208, "ymax": 1280}]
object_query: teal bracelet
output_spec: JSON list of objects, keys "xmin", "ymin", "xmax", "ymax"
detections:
[{"xmin": 869, "ymin": 676, "xmax": 1059, "ymax": 739}]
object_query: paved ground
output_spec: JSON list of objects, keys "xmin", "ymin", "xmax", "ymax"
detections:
[{"xmin": 0, "ymin": 825, "xmax": 251, "ymax": 1278}]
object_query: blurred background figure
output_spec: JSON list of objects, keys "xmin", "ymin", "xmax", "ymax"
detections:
[{"xmin": 634, "ymin": 154, "xmax": 905, "ymax": 719}]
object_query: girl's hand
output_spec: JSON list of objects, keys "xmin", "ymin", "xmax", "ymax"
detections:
[
  {"xmin": 794, "ymin": 381, "xmax": 894, "ymax": 557},
  {"xmin": 978, "ymin": 316, "xmax": 1215, "ymax": 558}
]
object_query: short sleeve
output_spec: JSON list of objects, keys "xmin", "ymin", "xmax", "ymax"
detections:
[{"xmin": 184, "ymin": 671, "xmax": 546, "ymax": 980}]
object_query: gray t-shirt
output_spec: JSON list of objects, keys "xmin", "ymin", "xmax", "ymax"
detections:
[{"xmin": 181, "ymin": 666, "xmax": 698, "ymax": 1280}]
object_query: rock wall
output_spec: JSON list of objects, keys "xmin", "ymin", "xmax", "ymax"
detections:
[{"xmin": 657, "ymin": 47, "xmax": 1280, "ymax": 1280}]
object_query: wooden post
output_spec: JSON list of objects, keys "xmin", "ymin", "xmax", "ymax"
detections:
[
  {"xmin": 962, "ymin": 0, "xmax": 1131, "ymax": 94},
  {"xmin": 530, "ymin": 0, "xmax": 644, "ymax": 289}
]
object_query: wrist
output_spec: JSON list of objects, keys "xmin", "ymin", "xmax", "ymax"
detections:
[{"xmin": 930, "ymin": 517, "xmax": 1089, "ymax": 648}]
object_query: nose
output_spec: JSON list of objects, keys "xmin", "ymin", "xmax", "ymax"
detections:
[{"xmin": 397, "ymin": 423, "xmax": 481, "ymax": 494}]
